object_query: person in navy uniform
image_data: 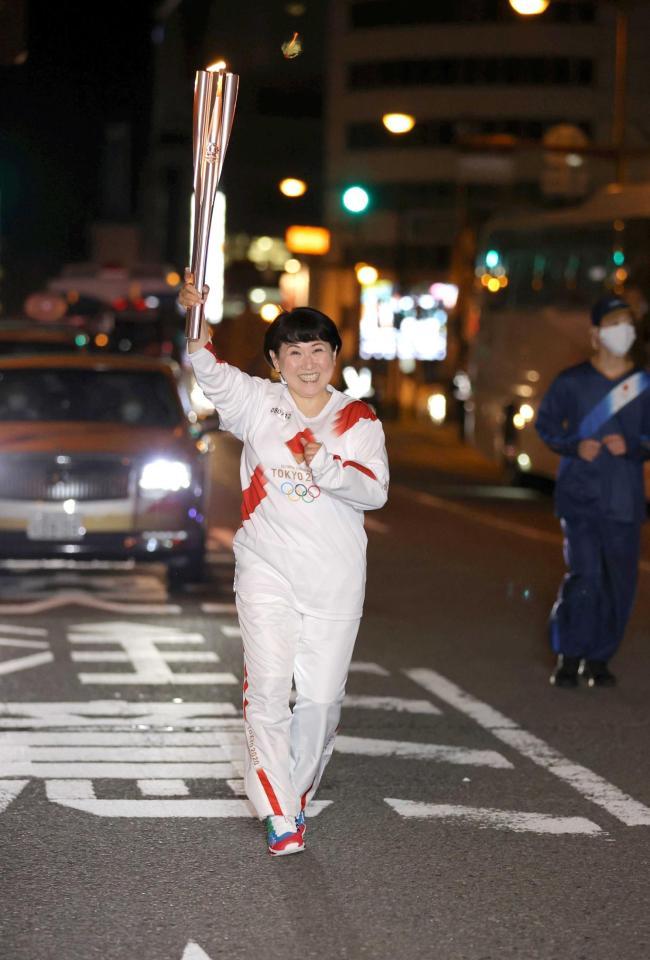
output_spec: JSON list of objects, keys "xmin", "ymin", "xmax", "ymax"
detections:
[{"xmin": 536, "ymin": 295, "xmax": 650, "ymax": 688}]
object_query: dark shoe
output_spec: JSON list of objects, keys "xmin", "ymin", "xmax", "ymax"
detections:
[
  {"xmin": 550, "ymin": 655, "xmax": 580, "ymax": 688},
  {"xmin": 584, "ymin": 660, "xmax": 617, "ymax": 688}
]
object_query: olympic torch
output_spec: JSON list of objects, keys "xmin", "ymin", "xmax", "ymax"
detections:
[{"xmin": 186, "ymin": 63, "xmax": 239, "ymax": 340}]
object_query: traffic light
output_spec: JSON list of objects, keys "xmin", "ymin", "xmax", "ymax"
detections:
[{"xmin": 342, "ymin": 185, "xmax": 370, "ymax": 214}]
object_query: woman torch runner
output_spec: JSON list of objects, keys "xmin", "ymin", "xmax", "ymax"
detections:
[{"xmin": 179, "ymin": 274, "xmax": 389, "ymax": 856}]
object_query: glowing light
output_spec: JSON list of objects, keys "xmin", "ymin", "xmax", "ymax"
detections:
[
  {"xmin": 145, "ymin": 296, "xmax": 160, "ymax": 309},
  {"xmin": 517, "ymin": 452, "xmax": 532, "ymax": 471},
  {"xmin": 487, "ymin": 277, "xmax": 501, "ymax": 293},
  {"xmin": 498, "ymin": 275, "xmax": 509, "ymax": 288},
  {"xmin": 260, "ymin": 303, "xmax": 282, "ymax": 322},
  {"xmin": 63, "ymin": 499, "xmax": 76, "ymax": 516},
  {"xmin": 281, "ymin": 32, "xmax": 302, "ymax": 59},
  {"xmin": 480, "ymin": 274, "xmax": 491, "ymax": 287},
  {"xmin": 343, "ymin": 366, "xmax": 374, "ymax": 400},
  {"xmin": 249, "ymin": 287, "xmax": 266, "ymax": 304},
  {"xmin": 519, "ymin": 403, "xmax": 535, "ymax": 422},
  {"xmin": 485, "ymin": 249, "xmax": 500, "ymax": 269},
  {"xmin": 398, "ymin": 296, "xmax": 415, "ymax": 311},
  {"xmin": 427, "ymin": 393, "xmax": 447, "ymax": 425},
  {"xmin": 355, "ymin": 263, "xmax": 379, "ymax": 286},
  {"xmin": 94, "ymin": 333, "xmax": 109, "ymax": 348},
  {"xmin": 566, "ymin": 153, "xmax": 583, "ymax": 168},
  {"xmin": 74, "ymin": 334, "xmax": 89, "ymax": 347},
  {"xmin": 279, "ymin": 178, "xmax": 307, "ymax": 198},
  {"xmin": 429, "ymin": 283, "xmax": 459, "ymax": 309},
  {"xmin": 418, "ymin": 295, "xmax": 435, "ymax": 310},
  {"xmin": 613, "ymin": 250, "xmax": 625, "ymax": 266},
  {"xmin": 382, "ymin": 112, "xmax": 416, "ymax": 134},
  {"xmin": 615, "ymin": 267, "xmax": 628, "ymax": 283},
  {"xmin": 285, "ymin": 225, "xmax": 331, "ymax": 256},
  {"xmin": 513, "ymin": 413, "xmax": 526, "ymax": 430},
  {"xmin": 166, "ymin": 271, "xmax": 181, "ymax": 287},
  {"xmin": 257, "ymin": 236, "xmax": 273, "ymax": 252},
  {"xmin": 342, "ymin": 186, "xmax": 370, "ymax": 214},
  {"xmin": 207, "ymin": 60, "xmax": 227, "ymax": 72},
  {"xmin": 509, "ymin": 0, "xmax": 549, "ymax": 14},
  {"xmin": 284, "ymin": 258, "xmax": 302, "ymax": 274},
  {"xmin": 139, "ymin": 460, "xmax": 191, "ymax": 493}
]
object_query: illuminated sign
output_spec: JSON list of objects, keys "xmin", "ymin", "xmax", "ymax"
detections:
[{"xmin": 285, "ymin": 226, "xmax": 331, "ymax": 256}]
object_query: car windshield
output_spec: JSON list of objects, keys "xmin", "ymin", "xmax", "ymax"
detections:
[{"xmin": 0, "ymin": 368, "xmax": 183, "ymax": 427}]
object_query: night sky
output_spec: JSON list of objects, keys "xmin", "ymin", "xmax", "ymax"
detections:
[{"xmin": 0, "ymin": 1, "xmax": 158, "ymax": 305}]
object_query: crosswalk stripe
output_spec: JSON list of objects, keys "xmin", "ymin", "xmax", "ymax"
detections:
[{"xmin": 385, "ymin": 799, "xmax": 602, "ymax": 835}]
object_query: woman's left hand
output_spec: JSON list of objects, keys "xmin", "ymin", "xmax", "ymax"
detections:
[{"xmin": 300, "ymin": 438, "xmax": 322, "ymax": 466}]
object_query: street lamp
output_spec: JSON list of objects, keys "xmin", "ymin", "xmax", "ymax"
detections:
[
  {"xmin": 355, "ymin": 263, "xmax": 379, "ymax": 285},
  {"xmin": 279, "ymin": 177, "xmax": 308, "ymax": 198},
  {"xmin": 508, "ymin": 0, "xmax": 549, "ymax": 13},
  {"xmin": 382, "ymin": 113, "xmax": 416, "ymax": 134}
]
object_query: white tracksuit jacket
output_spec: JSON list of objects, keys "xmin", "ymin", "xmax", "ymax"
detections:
[
  {"xmin": 189, "ymin": 341, "xmax": 389, "ymax": 818},
  {"xmin": 190, "ymin": 342, "xmax": 389, "ymax": 616}
]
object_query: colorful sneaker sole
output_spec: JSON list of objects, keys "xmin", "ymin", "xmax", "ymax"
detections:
[{"xmin": 268, "ymin": 834, "xmax": 305, "ymax": 856}]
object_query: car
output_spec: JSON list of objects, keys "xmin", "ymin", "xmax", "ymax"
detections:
[
  {"xmin": 0, "ymin": 353, "xmax": 216, "ymax": 585},
  {"xmin": 0, "ymin": 321, "xmax": 88, "ymax": 355}
]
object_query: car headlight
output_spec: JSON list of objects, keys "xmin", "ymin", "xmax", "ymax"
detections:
[{"xmin": 139, "ymin": 459, "xmax": 192, "ymax": 493}]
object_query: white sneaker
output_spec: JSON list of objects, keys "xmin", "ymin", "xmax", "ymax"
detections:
[{"xmin": 265, "ymin": 815, "xmax": 305, "ymax": 856}]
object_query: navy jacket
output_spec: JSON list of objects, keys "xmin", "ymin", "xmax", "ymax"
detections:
[{"xmin": 535, "ymin": 362, "xmax": 650, "ymax": 523}]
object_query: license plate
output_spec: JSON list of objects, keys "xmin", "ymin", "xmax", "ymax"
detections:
[{"xmin": 27, "ymin": 513, "xmax": 86, "ymax": 541}]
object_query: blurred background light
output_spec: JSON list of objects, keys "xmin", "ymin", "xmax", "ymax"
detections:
[
  {"xmin": 279, "ymin": 177, "xmax": 308, "ymax": 198},
  {"xmin": 382, "ymin": 112, "xmax": 415, "ymax": 134}
]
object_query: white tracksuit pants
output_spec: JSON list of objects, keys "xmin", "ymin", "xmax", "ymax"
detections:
[{"xmin": 236, "ymin": 596, "xmax": 360, "ymax": 819}]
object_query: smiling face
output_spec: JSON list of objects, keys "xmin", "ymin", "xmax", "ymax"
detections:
[{"xmin": 270, "ymin": 339, "xmax": 337, "ymax": 402}]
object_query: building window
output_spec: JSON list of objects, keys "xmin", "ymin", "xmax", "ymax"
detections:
[
  {"xmin": 347, "ymin": 118, "xmax": 592, "ymax": 150},
  {"xmin": 348, "ymin": 57, "xmax": 594, "ymax": 90},
  {"xmin": 348, "ymin": 0, "xmax": 596, "ymax": 30}
]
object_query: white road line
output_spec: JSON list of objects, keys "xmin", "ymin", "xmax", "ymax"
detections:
[
  {"xmin": 201, "ymin": 603, "xmax": 238, "ymax": 615},
  {"xmin": 0, "ymin": 623, "xmax": 47, "ymax": 636},
  {"xmin": 0, "ymin": 651, "xmax": 54, "ymax": 676},
  {"xmin": 406, "ymin": 667, "xmax": 650, "ymax": 827},
  {"xmin": 0, "ymin": 779, "xmax": 29, "ymax": 812},
  {"xmin": 0, "ymin": 732, "xmax": 239, "ymax": 745},
  {"xmin": 342, "ymin": 695, "xmax": 441, "ymax": 714},
  {"xmin": 0, "ymin": 637, "xmax": 49, "ymax": 649},
  {"xmin": 348, "ymin": 661, "xmax": 390, "ymax": 677},
  {"xmin": 44, "ymin": 790, "xmax": 333, "ymax": 819},
  {"xmin": 335, "ymin": 735, "xmax": 512, "ymax": 768},
  {"xmin": 182, "ymin": 941, "xmax": 214, "ymax": 960},
  {"xmin": 138, "ymin": 779, "xmax": 190, "ymax": 797},
  {"xmin": 220, "ymin": 625, "xmax": 242, "ymax": 638},
  {"xmin": 398, "ymin": 485, "xmax": 650, "ymax": 576},
  {"xmin": 0, "ymin": 592, "xmax": 182, "ymax": 615},
  {"xmin": 384, "ymin": 799, "xmax": 602, "ymax": 836},
  {"xmin": 0, "ymin": 747, "xmax": 235, "ymax": 762},
  {"xmin": 4, "ymin": 762, "xmax": 238, "ymax": 778},
  {"xmin": 0, "ymin": 702, "xmax": 240, "ymax": 725},
  {"xmin": 77, "ymin": 672, "xmax": 238, "ymax": 685}
]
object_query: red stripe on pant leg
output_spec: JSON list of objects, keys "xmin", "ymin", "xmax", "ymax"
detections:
[
  {"xmin": 301, "ymin": 781, "xmax": 314, "ymax": 811},
  {"xmin": 256, "ymin": 768, "xmax": 283, "ymax": 816}
]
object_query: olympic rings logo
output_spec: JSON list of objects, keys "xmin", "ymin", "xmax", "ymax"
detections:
[{"xmin": 280, "ymin": 481, "xmax": 321, "ymax": 503}]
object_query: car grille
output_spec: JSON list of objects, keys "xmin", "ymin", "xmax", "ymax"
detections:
[{"xmin": 0, "ymin": 458, "xmax": 132, "ymax": 501}]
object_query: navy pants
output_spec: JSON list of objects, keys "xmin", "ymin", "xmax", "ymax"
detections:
[{"xmin": 551, "ymin": 516, "xmax": 641, "ymax": 662}]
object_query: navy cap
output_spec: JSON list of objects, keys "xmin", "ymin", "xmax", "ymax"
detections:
[{"xmin": 591, "ymin": 295, "xmax": 631, "ymax": 326}]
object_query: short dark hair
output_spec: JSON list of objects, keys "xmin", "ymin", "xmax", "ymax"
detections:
[{"xmin": 263, "ymin": 307, "xmax": 342, "ymax": 366}]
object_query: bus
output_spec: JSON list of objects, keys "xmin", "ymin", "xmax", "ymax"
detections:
[{"xmin": 466, "ymin": 182, "xmax": 650, "ymax": 482}]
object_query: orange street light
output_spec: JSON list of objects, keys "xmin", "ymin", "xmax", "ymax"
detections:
[
  {"xmin": 279, "ymin": 177, "xmax": 308, "ymax": 198},
  {"xmin": 355, "ymin": 263, "xmax": 379, "ymax": 286},
  {"xmin": 508, "ymin": 0, "xmax": 549, "ymax": 14},
  {"xmin": 382, "ymin": 112, "xmax": 415, "ymax": 135}
]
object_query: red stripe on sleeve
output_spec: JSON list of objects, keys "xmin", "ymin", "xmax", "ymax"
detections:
[
  {"xmin": 204, "ymin": 341, "xmax": 225, "ymax": 364},
  {"xmin": 333, "ymin": 400, "xmax": 377, "ymax": 437},
  {"xmin": 342, "ymin": 459, "xmax": 377, "ymax": 481}
]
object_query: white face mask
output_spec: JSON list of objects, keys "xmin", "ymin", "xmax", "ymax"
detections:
[{"xmin": 598, "ymin": 322, "xmax": 636, "ymax": 357}]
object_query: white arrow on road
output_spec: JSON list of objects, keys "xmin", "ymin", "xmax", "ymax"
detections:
[
  {"xmin": 0, "ymin": 631, "xmax": 53, "ymax": 676},
  {"xmin": 385, "ymin": 799, "xmax": 603, "ymax": 836},
  {"xmin": 182, "ymin": 942, "xmax": 213, "ymax": 960}
]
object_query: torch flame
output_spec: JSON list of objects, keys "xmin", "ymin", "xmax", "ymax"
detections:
[{"xmin": 207, "ymin": 60, "xmax": 227, "ymax": 72}]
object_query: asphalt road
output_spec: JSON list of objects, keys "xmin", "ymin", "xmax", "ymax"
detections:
[{"xmin": 1, "ymin": 425, "xmax": 650, "ymax": 960}]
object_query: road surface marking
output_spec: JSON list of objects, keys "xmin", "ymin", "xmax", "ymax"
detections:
[
  {"xmin": 406, "ymin": 667, "xmax": 650, "ymax": 827},
  {"xmin": 182, "ymin": 943, "xmax": 214, "ymax": 960},
  {"xmin": 138, "ymin": 780, "xmax": 190, "ymax": 797},
  {"xmin": 343, "ymin": 695, "xmax": 441, "ymax": 714},
  {"xmin": 384, "ymin": 799, "xmax": 602, "ymax": 835},
  {"xmin": 0, "ymin": 623, "xmax": 47, "ymax": 636},
  {"xmin": 0, "ymin": 591, "xmax": 182, "ymax": 615},
  {"xmin": 335, "ymin": 735, "xmax": 512, "ymax": 768},
  {"xmin": 0, "ymin": 650, "xmax": 54, "ymax": 676},
  {"xmin": 348, "ymin": 661, "xmax": 390, "ymax": 677},
  {"xmin": 0, "ymin": 779, "xmax": 29, "ymax": 812},
  {"xmin": 220, "ymin": 625, "xmax": 242, "ymax": 638},
  {"xmin": 201, "ymin": 603, "xmax": 238, "ymax": 614},
  {"xmin": 0, "ymin": 702, "xmax": 240, "ymax": 727},
  {"xmin": 400, "ymin": 487, "xmax": 650, "ymax": 576},
  {"xmin": 68, "ymin": 622, "xmax": 237, "ymax": 685},
  {"xmin": 0, "ymin": 637, "xmax": 49, "ymax": 649}
]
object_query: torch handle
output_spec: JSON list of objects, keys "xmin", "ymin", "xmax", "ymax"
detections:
[{"xmin": 186, "ymin": 300, "xmax": 205, "ymax": 341}]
